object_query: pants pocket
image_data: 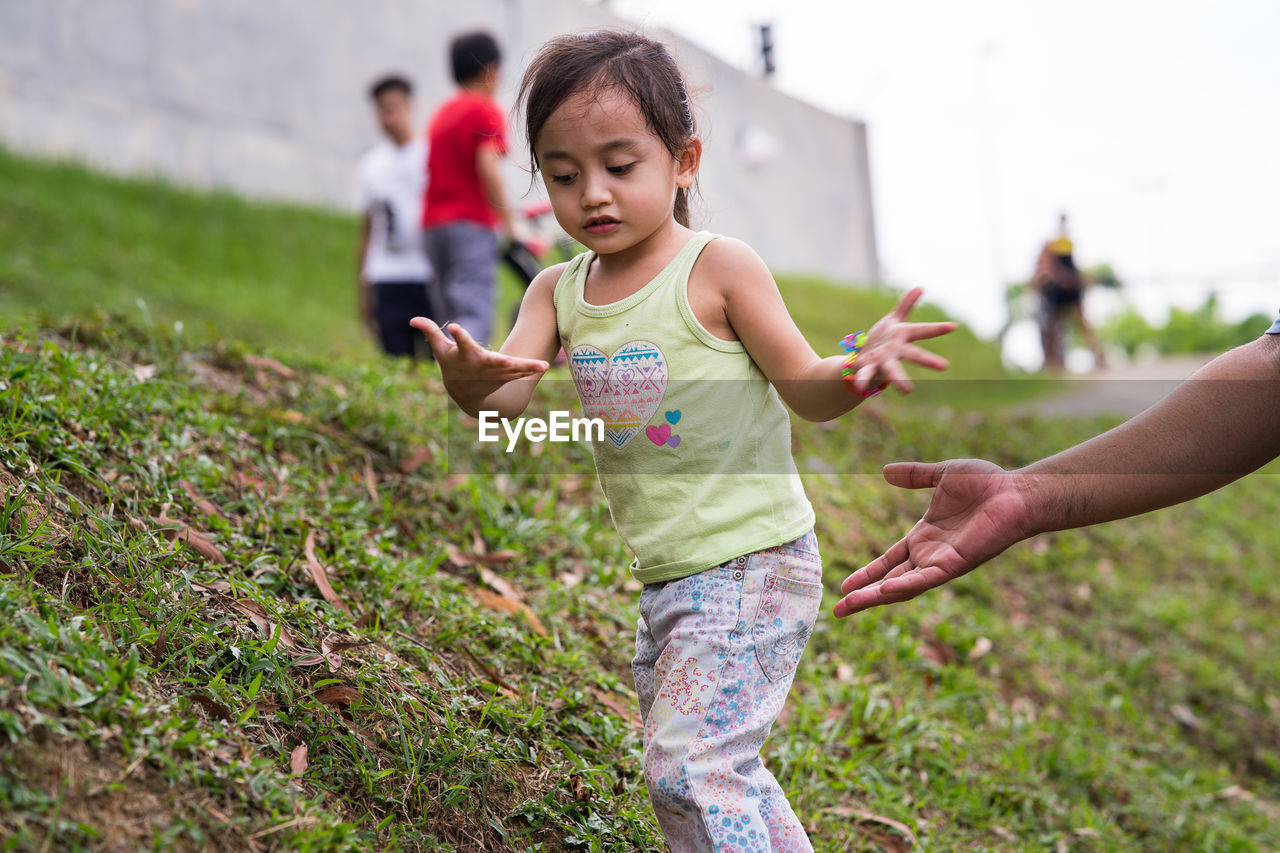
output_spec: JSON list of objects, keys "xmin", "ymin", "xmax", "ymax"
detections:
[{"xmin": 752, "ymin": 571, "xmax": 823, "ymax": 683}]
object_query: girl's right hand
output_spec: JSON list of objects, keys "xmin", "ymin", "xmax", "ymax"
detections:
[
  {"xmin": 409, "ymin": 318, "xmax": 550, "ymax": 385},
  {"xmin": 844, "ymin": 287, "xmax": 956, "ymax": 396}
]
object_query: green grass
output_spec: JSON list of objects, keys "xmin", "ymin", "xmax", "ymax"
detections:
[
  {"xmin": 0, "ymin": 148, "xmax": 364, "ymax": 357},
  {"xmin": 3, "ymin": 148, "xmax": 1279, "ymax": 850}
]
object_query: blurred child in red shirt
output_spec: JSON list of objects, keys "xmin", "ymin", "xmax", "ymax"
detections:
[{"xmin": 422, "ymin": 31, "xmax": 518, "ymax": 347}]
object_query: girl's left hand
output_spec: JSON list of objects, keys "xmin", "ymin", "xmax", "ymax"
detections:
[{"xmin": 847, "ymin": 287, "xmax": 958, "ymax": 395}]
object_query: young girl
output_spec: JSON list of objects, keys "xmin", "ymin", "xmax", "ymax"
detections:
[{"xmin": 413, "ymin": 29, "xmax": 955, "ymax": 853}]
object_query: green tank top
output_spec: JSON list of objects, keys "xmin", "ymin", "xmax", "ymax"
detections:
[{"xmin": 553, "ymin": 231, "xmax": 814, "ymax": 583}]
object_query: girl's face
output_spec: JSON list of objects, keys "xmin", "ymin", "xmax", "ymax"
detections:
[{"xmin": 535, "ymin": 88, "xmax": 699, "ymax": 258}]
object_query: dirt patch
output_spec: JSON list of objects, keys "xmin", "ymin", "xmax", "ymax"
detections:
[{"xmin": 1, "ymin": 736, "xmax": 260, "ymax": 852}]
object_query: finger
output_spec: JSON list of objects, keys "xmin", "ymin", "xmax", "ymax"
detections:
[
  {"xmin": 489, "ymin": 350, "xmax": 544, "ymax": 368},
  {"xmin": 853, "ymin": 363, "xmax": 884, "ymax": 394},
  {"xmin": 903, "ymin": 321, "xmax": 959, "ymax": 341},
  {"xmin": 838, "ymin": 559, "xmax": 950, "ymax": 616},
  {"xmin": 410, "ymin": 317, "xmax": 455, "ymax": 356},
  {"xmin": 410, "ymin": 316, "xmax": 443, "ymax": 338},
  {"xmin": 877, "ymin": 564, "xmax": 953, "ymax": 597},
  {"xmin": 882, "ymin": 461, "xmax": 944, "ymax": 490},
  {"xmin": 448, "ymin": 323, "xmax": 486, "ymax": 353},
  {"xmin": 879, "ymin": 360, "xmax": 914, "ymax": 394},
  {"xmin": 491, "ymin": 361, "xmax": 550, "ymax": 380},
  {"xmin": 899, "ymin": 343, "xmax": 950, "ymax": 371},
  {"xmin": 491, "ymin": 351, "xmax": 551, "ymax": 374},
  {"xmin": 891, "ymin": 286, "xmax": 924, "ymax": 320},
  {"xmin": 840, "ymin": 540, "xmax": 909, "ymax": 593},
  {"xmin": 832, "ymin": 579, "xmax": 921, "ymax": 617}
]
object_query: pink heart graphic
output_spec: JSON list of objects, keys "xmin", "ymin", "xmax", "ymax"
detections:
[
  {"xmin": 568, "ymin": 340, "xmax": 667, "ymax": 448},
  {"xmin": 645, "ymin": 423, "xmax": 671, "ymax": 446}
]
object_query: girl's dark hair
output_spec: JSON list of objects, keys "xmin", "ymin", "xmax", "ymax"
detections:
[{"xmin": 517, "ymin": 30, "xmax": 698, "ymax": 227}]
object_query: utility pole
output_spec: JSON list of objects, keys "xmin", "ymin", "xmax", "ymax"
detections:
[{"xmin": 759, "ymin": 24, "xmax": 776, "ymax": 78}]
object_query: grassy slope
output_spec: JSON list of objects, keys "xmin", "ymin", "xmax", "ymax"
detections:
[{"xmin": 2, "ymin": 150, "xmax": 1280, "ymax": 851}]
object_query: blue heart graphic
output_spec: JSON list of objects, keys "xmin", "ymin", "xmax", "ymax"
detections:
[{"xmin": 665, "ymin": 410, "xmax": 681, "ymax": 425}]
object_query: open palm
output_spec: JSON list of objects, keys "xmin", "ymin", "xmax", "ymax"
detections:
[
  {"xmin": 409, "ymin": 317, "xmax": 548, "ymax": 390},
  {"xmin": 834, "ymin": 459, "xmax": 1033, "ymax": 616}
]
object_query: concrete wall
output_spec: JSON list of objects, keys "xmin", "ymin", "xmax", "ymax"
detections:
[{"xmin": 0, "ymin": 0, "xmax": 877, "ymax": 282}]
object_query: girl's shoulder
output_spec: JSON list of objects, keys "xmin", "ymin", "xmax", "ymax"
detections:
[
  {"xmin": 537, "ymin": 258, "xmax": 579, "ymax": 309},
  {"xmin": 691, "ymin": 234, "xmax": 777, "ymax": 299},
  {"xmin": 696, "ymin": 234, "xmax": 765, "ymax": 266}
]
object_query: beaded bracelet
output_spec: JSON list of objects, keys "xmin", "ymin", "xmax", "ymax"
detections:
[{"xmin": 839, "ymin": 330, "xmax": 889, "ymax": 398}]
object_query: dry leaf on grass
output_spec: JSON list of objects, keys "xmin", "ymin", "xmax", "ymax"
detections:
[
  {"xmin": 824, "ymin": 806, "xmax": 917, "ymax": 850},
  {"xmin": 289, "ymin": 743, "xmax": 309, "ymax": 776},
  {"xmin": 968, "ymin": 636, "xmax": 993, "ymax": 660},
  {"xmin": 479, "ymin": 567, "xmax": 521, "ymax": 601},
  {"xmin": 151, "ymin": 621, "xmax": 169, "ymax": 665},
  {"xmin": 179, "ymin": 479, "xmax": 224, "ymax": 518},
  {"xmin": 188, "ymin": 693, "xmax": 233, "ymax": 721},
  {"xmin": 224, "ymin": 597, "xmax": 305, "ymax": 654},
  {"xmin": 457, "ymin": 644, "xmax": 520, "ymax": 697},
  {"xmin": 303, "ymin": 530, "xmax": 349, "ymax": 612},
  {"xmin": 319, "ymin": 636, "xmax": 373, "ymax": 669},
  {"xmin": 321, "ymin": 637, "xmax": 344, "ymax": 670},
  {"xmin": 918, "ymin": 631, "xmax": 956, "ymax": 667},
  {"xmin": 590, "ymin": 687, "xmax": 641, "ymax": 730},
  {"xmin": 397, "ymin": 446, "xmax": 436, "ymax": 474},
  {"xmin": 228, "ymin": 598, "xmax": 271, "ymax": 636},
  {"xmin": 150, "ymin": 516, "xmax": 227, "ymax": 564},
  {"xmin": 313, "ymin": 685, "xmax": 361, "ymax": 708},
  {"xmin": 361, "ymin": 455, "xmax": 378, "ymax": 501},
  {"xmin": 443, "ymin": 542, "xmax": 474, "ymax": 568},
  {"xmin": 243, "ymin": 354, "xmax": 298, "ymax": 380},
  {"xmin": 190, "ymin": 580, "xmax": 233, "ymax": 594},
  {"xmin": 470, "ymin": 587, "xmax": 547, "ymax": 637}
]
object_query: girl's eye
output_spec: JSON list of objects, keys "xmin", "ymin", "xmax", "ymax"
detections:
[
  {"xmin": 550, "ymin": 173, "xmax": 576, "ymax": 184},
  {"xmin": 607, "ymin": 163, "xmax": 636, "ymax": 175}
]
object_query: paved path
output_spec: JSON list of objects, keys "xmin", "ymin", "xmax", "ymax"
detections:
[{"xmin": 1018, "ymin": 354, "xmax": 1215, "ymax": 419}]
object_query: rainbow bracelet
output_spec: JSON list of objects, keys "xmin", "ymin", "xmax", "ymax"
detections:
[{"xmin": 839, "ymin": 330, "xmax": 888, "ymax": 398}]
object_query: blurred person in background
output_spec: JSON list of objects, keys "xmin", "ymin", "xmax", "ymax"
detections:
[
  {"xmin": 1032, "ymin": 212, "xmax": 1107, "ymax": 371},
  {"xmin": 422, "ymin": 31, "xmax": 522, "ymax": 348},
  {"xmin": 357, "ymin": 74, "xmax": 437, "ymax": 359}
]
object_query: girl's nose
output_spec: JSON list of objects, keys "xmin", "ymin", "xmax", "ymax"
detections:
[{"xmin": 580, "ymin": 172, "xmax": 611, "ymax": 208}]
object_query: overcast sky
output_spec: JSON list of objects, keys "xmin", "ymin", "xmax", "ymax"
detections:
[{"xmin": 607, "ymin": 0, "xmax": 1279, "ymax": 341}]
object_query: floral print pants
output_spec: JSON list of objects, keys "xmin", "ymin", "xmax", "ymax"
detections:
[{"xmin": 633, "ymin": 531, "xmax": 823, "ymax": 852}]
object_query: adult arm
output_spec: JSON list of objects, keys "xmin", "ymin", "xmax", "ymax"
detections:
[{"xmin": 834, "ymin": 333, "xmax": 1280, "ymax": 616}]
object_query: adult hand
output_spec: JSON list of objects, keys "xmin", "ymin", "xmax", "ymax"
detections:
[
  {"xmin": 846, "ymin": 287, "xmax": 958, "ymax": 396},
  {"xmin": 833, "ymin": 459, "xmax": 1033, "ymax": 617}
]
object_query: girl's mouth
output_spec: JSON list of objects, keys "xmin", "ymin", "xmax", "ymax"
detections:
[{"xmin": 584, "ymin": 217, "xmax": 620, "ymax": 234}]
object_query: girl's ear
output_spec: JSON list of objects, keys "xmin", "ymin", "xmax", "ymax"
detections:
[{"xmin": 675, "ymin": 137, "xmax": 702, "ymax": 189}]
